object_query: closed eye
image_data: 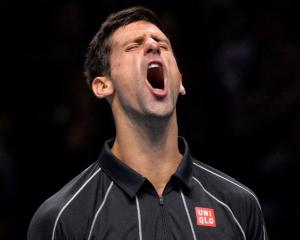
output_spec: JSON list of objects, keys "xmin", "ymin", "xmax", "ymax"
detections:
[
  {"xmin": 152, "ymin": 35, "xmax": 171, "ymax": 50},
  {"xmin": 125, "ymin": 43, "xmax": 140, "ymax": 51},
  {"xmin": 159, "ymin": 43, "xmax": 170, "ymax": 50}
]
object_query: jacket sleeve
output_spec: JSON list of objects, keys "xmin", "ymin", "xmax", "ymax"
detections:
[
  {"xmin": 245, "ymin": 194, "xmax": 269, "ymax": 240},
  {"xmin": 27, "ymin": 199, "xmax": 66, "ymax": 240}
]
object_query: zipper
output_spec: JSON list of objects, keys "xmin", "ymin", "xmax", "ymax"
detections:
[
  {"xmin": 159, "ymin": 196, "xmax": 164, "ymax": 205},
  {"xmin": 159, "ymin": 196, "xmax": 168, "ymax": 240}
]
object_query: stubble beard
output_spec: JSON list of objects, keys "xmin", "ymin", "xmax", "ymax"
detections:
[{"xmin": 120, "ymin": 93, "xmax": 177, "ymax": 142}]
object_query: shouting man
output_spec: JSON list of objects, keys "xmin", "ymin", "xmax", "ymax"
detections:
[{"xmin": 28, "ymin": 6, "xmax": 268, "ymax": 240}]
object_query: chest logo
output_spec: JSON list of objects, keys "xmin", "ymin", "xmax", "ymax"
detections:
[{"xmin": 195, "ymin": 207, "xmax": 216, "ymax": 227}]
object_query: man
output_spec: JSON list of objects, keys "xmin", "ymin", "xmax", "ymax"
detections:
[{"xmin": 28, "ymin": 6, "xmax": 268, "ymax": 240}]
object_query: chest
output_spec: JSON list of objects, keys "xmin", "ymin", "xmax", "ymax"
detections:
[{"xmin": 83, "ymin": 188, "xmax": 244, "ymax": 240}]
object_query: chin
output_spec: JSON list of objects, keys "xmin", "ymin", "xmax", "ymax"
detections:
[{"xmin": 144, "ymin": 106, "xmax": 175, "ymax": 120}]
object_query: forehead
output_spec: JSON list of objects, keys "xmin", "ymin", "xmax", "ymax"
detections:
[{"xmin": 111, "ymin": 21, "xmax": 168, "ymax": 44}]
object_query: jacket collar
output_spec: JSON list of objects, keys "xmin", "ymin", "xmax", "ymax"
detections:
[{"xmin": 98, "ymin": 137, "xmax": 193, "ymax": 198}]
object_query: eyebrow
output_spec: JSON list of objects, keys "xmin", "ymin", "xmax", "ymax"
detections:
[
  {"xmin": 122, "ymin": 33, "xmax": 171, "ymax": 47},
  {"xmin": 151, "ymin": 35, "xmax": 171, "ymax": 45}
]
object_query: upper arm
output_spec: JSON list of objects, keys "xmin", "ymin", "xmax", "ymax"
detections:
[
  {"xmin": 244, "ymin": 194, "xmax": 269, "ymax": 240},
  {"xmin": 27, "ymin": 200, "xmax": 66, "ymax": 240}
]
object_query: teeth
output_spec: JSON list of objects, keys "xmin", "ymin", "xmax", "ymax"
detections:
[{"xmin": 148, "ymin": 63, "xmax": 160, "ymax": 69}]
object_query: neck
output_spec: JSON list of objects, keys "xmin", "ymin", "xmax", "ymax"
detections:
[{"xmin": 111, "ymin": 111, "xmax": 182, "ymax": 196}]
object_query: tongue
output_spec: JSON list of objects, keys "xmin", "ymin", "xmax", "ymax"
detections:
[{"xmin": 147, "ymin": 66, "xmax": 164, "ymax": 89}]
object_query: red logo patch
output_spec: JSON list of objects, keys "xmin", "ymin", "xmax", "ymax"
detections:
[{"xmin": 195, "ymin": 207, "xmax": 216, "ymax": 227}]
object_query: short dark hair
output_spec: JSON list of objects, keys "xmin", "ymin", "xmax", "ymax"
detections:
[{"xmin": 84, "ymin": 6, "xmax": 164, "ymax": 88}]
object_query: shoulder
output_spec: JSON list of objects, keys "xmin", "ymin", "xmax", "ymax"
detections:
[
  {"xmin": 27, "ymin": 162, "xmax": 102, "ymax": 240},
  {"xmin": 191, "ymin": 158, "xmax": 269, "ymax": 238},
  {"xmin": 191, "ymin": 158, "xmax": 262, "ymax": 210},
  {"xmin": 192, "ymin": 158, "xmax": 268, "ymax": 240}
]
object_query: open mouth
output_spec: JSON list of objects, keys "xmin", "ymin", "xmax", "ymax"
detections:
[{"xmin": 147, "ymin": 63, "xmax": 165, "ymax": 90}]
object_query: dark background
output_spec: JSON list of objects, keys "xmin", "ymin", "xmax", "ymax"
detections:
[{"xmin": 1, "ymin": 0, "xmax": 299, "ymax": 239}]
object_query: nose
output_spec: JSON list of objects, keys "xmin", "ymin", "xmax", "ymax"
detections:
[{"xmin": 144, "ymin": 38, "xmax": 161, "ymax": 55}]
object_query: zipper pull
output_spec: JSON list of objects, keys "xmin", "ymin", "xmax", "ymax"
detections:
[{"xmin": 159, "ymin": 196, "xmax": 164, "ymax": 205}]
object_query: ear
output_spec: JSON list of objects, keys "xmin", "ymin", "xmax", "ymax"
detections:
[
  {"xmin": 179, "ymin": 75, "xmax": 186, "ymax": 95},
  {"xmin": 92, "ymin": 76, "xmax": 114, "ymax": 99}
]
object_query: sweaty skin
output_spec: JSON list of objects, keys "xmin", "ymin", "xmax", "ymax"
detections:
[{"xmin": 92, "ymin": 21, "xmax": 186, "ymax": 195}]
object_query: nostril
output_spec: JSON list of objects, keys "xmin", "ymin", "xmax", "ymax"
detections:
[
  {"xmin": 146, "ymin": 47, "xmax": 160, "ymax": 55},
  {"xmin": 146, "ymin": 48, "xmax": 152, "ymax": 54},
  {"xmin": 154, "ymin": 48, "xmax": 160, "ymax": 54}
]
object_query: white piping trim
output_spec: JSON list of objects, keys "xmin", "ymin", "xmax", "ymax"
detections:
[
  {"xmin": 263, "ymin": 224, "xmax": 266, "ymax": 240},
  {"xmin": 81, "ymin": 164, "xmax": 94, "ymax": 175},
  {"xmin": 87, "ymin": 181, "xmax": 114, "ymax": 240},
  {"xmin": 193, "ymin": 162, "xmax": 262, "ymax": 210},
  {"xmin": 193, "ymin": 177, "xmax": 246, "ymax": 240},
  {"xmin": 135, "ymin": 196, "xmax": 143, "ymax": 240},
  {"xmin": 180, "ymin": 190, "xmax": 197, "ymax": 240},
  {"xmin": 51, "ymin": 167, "xmax": 101, "ymax": 240}
]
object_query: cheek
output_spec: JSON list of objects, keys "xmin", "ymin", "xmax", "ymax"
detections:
[
  {"xmin": 110, "ymin": 60, "xmax": 127, "ymax": 86},
  {"xmin": 110, "ymin": 48, "xmax": 125, "ymax": 77},
  {"xmin": 113, "ymin": 61, "xmax": 122, "ymax": 69},
  {"xmin": 110, "ymin": 61, "xmax": 136, "ymax": 97},
  {"xmin": 168, "ymin": 59, "xmax": 181, "ymax": 82},
  {"xmin": 110, "ymin": 57, "xmax": 122, "ymax": 75}
]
